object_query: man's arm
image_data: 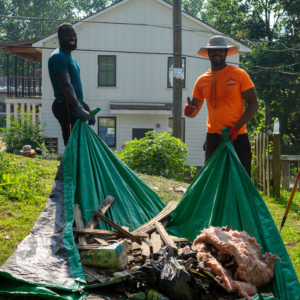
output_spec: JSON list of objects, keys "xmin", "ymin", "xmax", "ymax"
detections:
[
  {"xmin": 225, "ymin": 87, "xmax": 258, "ymax": 141},
  {"xmin": 235, "ymin": 87, "xmax": 259, "ymax": 130},
  {"xmin": 55, "ymin": 72, "xmax": 90, "ymax": 120}
]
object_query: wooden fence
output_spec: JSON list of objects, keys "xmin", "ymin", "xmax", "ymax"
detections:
[{"xmin": 250, "ymin": 133, "xmax": 281, "ymax": 198}]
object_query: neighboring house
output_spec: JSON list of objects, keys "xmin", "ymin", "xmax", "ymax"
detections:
[{"xmin": 32, "ymin": 0, "xmax": 251, "ymax": 167}]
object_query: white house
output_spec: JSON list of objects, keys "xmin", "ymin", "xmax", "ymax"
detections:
[{"xmin": 33, "ymin": 0, "xmax": 251, "ymax": 167}]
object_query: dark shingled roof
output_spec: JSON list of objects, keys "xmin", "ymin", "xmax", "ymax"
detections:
[{"xmin": 110, "ymin": 102, "xmax": 172, "ymax": 110}]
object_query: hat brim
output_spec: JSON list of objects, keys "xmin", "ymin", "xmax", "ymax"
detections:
[
  {"xmin": 20, "ymin": 149, "xmax": 34, "ymax": 153},
  {"xmin": 197, "ymin": 46, "xmax": 239, "ymax": 58}
]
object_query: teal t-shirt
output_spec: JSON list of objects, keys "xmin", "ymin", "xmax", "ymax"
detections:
[{"xmin": 48, "ymin": 48, "xmax": 83, "ymax": 104}]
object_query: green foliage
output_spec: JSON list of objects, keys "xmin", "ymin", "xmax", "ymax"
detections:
[
  {"xmin": 1, "ymin": 111, "xmax": 46, "ymax": 154},
  {"xmin": 115, "ymin": 131, "xmax": 196, "ymax": 181}
]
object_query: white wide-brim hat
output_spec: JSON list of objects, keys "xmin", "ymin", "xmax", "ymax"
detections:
[
  {"xmin": 20, "ymin": 145, "xmax": 34, "ymax": 153},
  {"xmin": 198, "ymin": 36, "xmax": 238, "ymax": 58}
]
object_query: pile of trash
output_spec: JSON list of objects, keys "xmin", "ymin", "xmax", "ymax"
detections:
[{"xmin": 75, "ymin": 197, "xmax": 280, "ymax": 300}]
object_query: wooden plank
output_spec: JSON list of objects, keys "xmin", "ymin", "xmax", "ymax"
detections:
[
  {"xmin": 262, "ymin": 132, "xmax": 267, "ymax": 194},
  {"xmin": 155, "ymin": 222, "xmax": 176, "ymax": 249},
  {"xmin": 76, "ymin": 244, "xmax": 101, "ymax": 250},
  {"xmin": 281, "ymin": 161, "xmax": 290, "ymax": 190},
  {"xmin": 269, "ymin": 155, "xmax": 300, "ymax": 161},
  {"xmin": 267, "ymin": 133, "xmax": 270, "ymax": 198},
  {"xmin": 85, "ymin": 196, "xmax": 115, "ymax": 229},
  {"xmin": 133, "ymin": 250, "xmax": 142, "ymax": 256},
  {"xmin": 151, "ymin": 232, "xmax": 162, "ymax": 253},
  {"xmin": 170, "ymin": 236, "xmax": 189, "ymax": 243},
  {"xmin": 74, "ymin": 204, "xmax": 87, "ymax": 245},
  {"xmin": 122, "ymin": 226, "xmax": 129, "ymax": 232},
  {"xmin": 92, "ymin": 210, "xmax": 142, "ymax": 245},
  {"xmin": 141, "ymin": 241, "xmax": 150, "ymax": 259},
  {"xmin": 73, "ymin": 228, "xmax": 147, "ymax": 239},
  {"xmin": 273, "ymin": 134, "xmax": 281, "ymax": 198},
  {"xmin": 94, "ymin": 238, "xmax": 109, "ymax": 246},
  {"xmin": 133, "ymin": 201, "xmax": 178, "ymax": 234}
]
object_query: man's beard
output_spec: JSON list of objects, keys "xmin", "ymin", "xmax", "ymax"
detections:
[
  {"xmin": 60, "ymin": 40, "xmax": 77, "ymax": 51},
  {"xmin": 211, "ymin": 56, "xmax": 226, "ymax": 66}
]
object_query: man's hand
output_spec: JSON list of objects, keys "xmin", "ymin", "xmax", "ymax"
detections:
[
  {"xmin": 76, "ymin": 106, "xmax": 90, "ymax": 121},
  {"xmin": 225, "ymin": 126, "xmax": 239, "ymax": 142},
  {"xmin": 83, "ymin": 102, "xmax": 95, "ymax": 125},
  {"xmin": 184, "ymin": 96, "xmax": 203, "ymax": 118}
]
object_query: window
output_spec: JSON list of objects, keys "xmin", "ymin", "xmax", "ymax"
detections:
[
  {"xmin": 132, "ymin": 128, "xmax": 153, "ymax": 140},
  {"xmin": 169, "ymin": 118, "xmax": 185, "ymax": 142},
  {"xmin": 98, "ymin": 56, "xmax": 116, "ymax": 86},
  {"xmin": 167, "ymin": 57, "xmax": 186, "ymax": 88},
  {"xmin": 98, "ymin": 117, "xmax": 116, "ymax": 147}
]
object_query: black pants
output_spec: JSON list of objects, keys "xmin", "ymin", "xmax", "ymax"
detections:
[
  {"xmin": 204, "ymin": 133, "xmax": 252, "ymax": 177},
  {"xmin": 52, "ymin": 99, "xmax": 79, "ymax": 146}
]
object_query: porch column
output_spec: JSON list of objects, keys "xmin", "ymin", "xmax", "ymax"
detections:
[
  {"xmin": 38, "ymin": 106, "xmax": 42, "ymax": 130},
  {"xmin": 6, "ymin": 53, "xmax": 9, "ymax": 98},
  {"xmin": 14, "ymin": 103, "xmax": 18, "ymax": 120},
  {"xmin": 22, "ymin": 59, "xmax": 24, "ymax": 97},
  {"xmin": 15, "ymin": 56, "xmax": 17, "ymax": 98},
  {"xmin": 21, "ymin": 103, "xmax": 25, "ymax": 124},
  {"xmin": 27, "ymin": 103, "xmax": 31, "ymax": 114},
  {"xmin": 32, "ymin": 103, "xmax": 36, "ymax": 124},
  {"xmin": 6, "ymin": 103, "xmax": 11, "ymax": 128}
]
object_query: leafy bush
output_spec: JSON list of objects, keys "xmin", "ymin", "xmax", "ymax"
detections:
[
  {"xmin": 1, "ymin": 111, "xmax": 46, "ymax": 154},
  {"xmin": 115, "ymin": 131, "xmax": 196, "ymax": 181}
]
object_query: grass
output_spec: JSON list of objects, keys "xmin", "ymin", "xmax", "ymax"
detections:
[{"xmin": 0, "ymin": 154, "xmax": 299, "ymax": 300}]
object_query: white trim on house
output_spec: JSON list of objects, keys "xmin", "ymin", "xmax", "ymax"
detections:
[{"xmin": 110, "ymin": 109, "xmax": 172, "ymax": 115}]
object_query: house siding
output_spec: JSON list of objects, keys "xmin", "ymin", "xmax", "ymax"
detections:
[{"xmin": 40, "ymin": 0, "xmax": 242, "ymax": 166}]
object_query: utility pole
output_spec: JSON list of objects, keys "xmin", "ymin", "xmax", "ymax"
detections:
[{"xmin": 173, "ymin": 0, "xmax": 182, "ymax": 139}]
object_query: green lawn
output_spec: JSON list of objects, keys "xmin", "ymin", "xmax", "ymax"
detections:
[{"xmin": 0, "ymin": 154, "xmax": 299, "ymax": 300}]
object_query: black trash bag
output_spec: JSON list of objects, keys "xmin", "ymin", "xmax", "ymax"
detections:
[{"xmin": 132, "ymin": 246, "xmax": 197, "ymax": 300}]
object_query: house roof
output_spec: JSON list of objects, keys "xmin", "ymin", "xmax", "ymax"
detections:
[
  {"xmin": 32, "ymin": 0, "xmax": 250, "ymax": 53},
  {"xmin": 0, "ymin": 38, "xmax": 42, "ymax": 62}
]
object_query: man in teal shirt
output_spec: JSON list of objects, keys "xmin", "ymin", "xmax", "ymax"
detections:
[{"xmin": 48, "ymin": 23, "xmax": 95, "ymax": 146}]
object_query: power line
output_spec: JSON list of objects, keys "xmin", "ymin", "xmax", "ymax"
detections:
[
  {"xmin": 1, "ymin": 14, "xmax": 300, "ymax": 52},
  {"xmin": 3, "ymin": 44, "xmax": 300, "ymax": 73}
]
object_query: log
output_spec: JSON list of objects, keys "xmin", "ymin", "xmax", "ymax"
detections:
[
  {"xmin": 74, "ymin": 204, "xmax": 87, "ymax": 245},
  {"xmin": 92, "ymin": 210, "xmax": 142, "ymax": 245},
  {"xmin": 85, "ymin": 196, "xmax": 115, "ymax": 229},
  {"xmin": 133, "ymin": 201, "xmax": 178, "ymax": 234},
  {"xmin": 155, "ymin": 221, "xmax": 176, "ymax": 249},
  {"xmin": 73, "ymin": 228, "xmax": 147, "ymax": 239}
]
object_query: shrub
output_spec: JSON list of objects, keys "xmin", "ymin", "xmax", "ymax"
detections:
[
  {"xmin": 1, "ymin": 111, "xmax": 46, "ymax": 154},
  {"xmin": 115, "ymin": 131, "xmax": 196, "ymax": 181}
]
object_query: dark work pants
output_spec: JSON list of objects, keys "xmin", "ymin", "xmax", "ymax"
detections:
[
  {"xmin": 204, "ymin": 133, "xmax": 252, "ymax": 177},
  {"xmin": 52, "ymin": 99, "xmax": 79, "ymax": 146}
]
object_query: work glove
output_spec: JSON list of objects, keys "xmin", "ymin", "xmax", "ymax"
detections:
[
  {"xmin": 184, "ymin": 103, "xmax": 196, "ymax": 116},
  {"xmin": 83, "ymin": 104, "xmax": 96, "ymax": 126},
  {"xmin": 76, "ymin": 106, "xmax": 90, "ymax": 122},
  {"xmin": 225, "ymin": 126, "xmax": 239, "ymax": 142},
  {"xmin": 184, "ymin": 97, "xmax": 203, "ymax": 118}
]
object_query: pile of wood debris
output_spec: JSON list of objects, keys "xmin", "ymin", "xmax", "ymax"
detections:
[{"xmin": 74, "ymin": 196, "xmax": 182, "ymax": 273}]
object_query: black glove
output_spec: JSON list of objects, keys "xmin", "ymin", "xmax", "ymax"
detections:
[
  {"xmin": 76, "ymin": 106, "xmax": 90, "ymax": 121},
  {"xmin": 88, "ymin": 116, "xmax": 96, "ymax": 126}
]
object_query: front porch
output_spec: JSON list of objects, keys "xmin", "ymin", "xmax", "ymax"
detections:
[{"xmin": 0, "ymin": 38, "xmax": 43, "ymax": 129}]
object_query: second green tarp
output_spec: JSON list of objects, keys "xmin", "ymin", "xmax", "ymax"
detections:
[{"xmin": 167, "ymin": 129, "xmax": 300, "ymax": 300}]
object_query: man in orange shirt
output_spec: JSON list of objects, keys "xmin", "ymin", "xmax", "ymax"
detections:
[{"xmin": 184, "ymin": 36, "xmax": 258, "ymax": 176}]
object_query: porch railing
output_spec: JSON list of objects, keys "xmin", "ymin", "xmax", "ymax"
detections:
[{"xmin": 8, "ymin": 76, "xmax": 42, "ymax": 98}]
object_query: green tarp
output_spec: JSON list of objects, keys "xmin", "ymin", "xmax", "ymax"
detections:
[
  {"xmin": 0, "ymin": 119, "xmax": 166, "ymax": 299},
  {"xmin": 167, "ymin": 128, "xmax": 300, "ymax": 300}
]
